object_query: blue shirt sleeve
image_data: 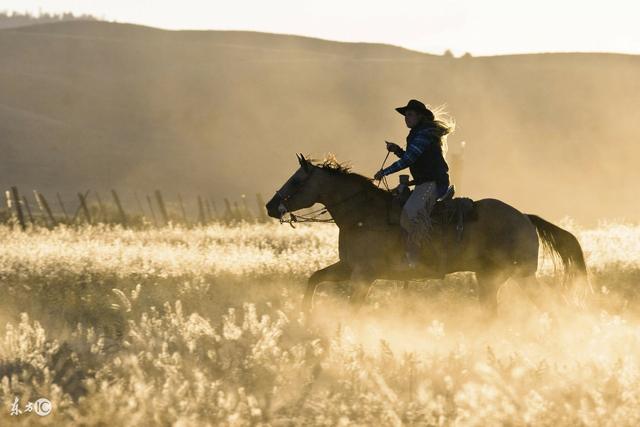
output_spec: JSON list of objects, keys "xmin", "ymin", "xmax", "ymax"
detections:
[{"xmin": 381, "ymin": 130, "xmax": 430, "ymax": 176}]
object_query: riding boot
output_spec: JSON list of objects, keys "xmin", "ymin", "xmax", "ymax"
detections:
[
  {"xmin": 404, "ymin": 238, "xmax": 421, "ymax": 269},
  {"xmin": 422, "ymin": 237, "xmax": 446, "ymax": 279}
]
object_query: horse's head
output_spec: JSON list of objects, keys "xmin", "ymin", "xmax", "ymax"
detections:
[{"xmin": 266, "ymin": 154, "xmax": 324, "ymax": 219}]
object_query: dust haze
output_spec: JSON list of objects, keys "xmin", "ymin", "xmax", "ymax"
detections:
[{"xmin": 2, "ymin": 17, "xmax": 640, "ymax": 426}]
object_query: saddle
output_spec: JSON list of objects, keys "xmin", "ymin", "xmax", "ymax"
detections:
[{"xmin": 389, "ymin": 185, "xmax": 478, "ymax": 241}]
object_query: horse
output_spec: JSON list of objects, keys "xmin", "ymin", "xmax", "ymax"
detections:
[{"xmin": 265, "ymin": 154, "xmax": 588, "ymax": 314}]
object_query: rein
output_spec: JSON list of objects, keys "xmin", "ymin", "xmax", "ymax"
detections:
[
  {"xmin": 377, "ymin": 150, "xmax": 391, "ymax": 191},
  {"xmin": 278, "ymin": 189, "xmax": 368, "ymax": 227}
]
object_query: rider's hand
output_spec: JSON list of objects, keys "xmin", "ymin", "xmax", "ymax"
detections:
[
  {"xmin": 374, "ymin": 170, "xmax": 385, "ymax": 181},
  {"xmin": 385, "ymin": 141, "xmax": 402, "ymax": 155}
]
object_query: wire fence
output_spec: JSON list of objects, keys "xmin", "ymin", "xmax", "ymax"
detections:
[{"xmin": 1, "ymin": 187, "xmax": 271, "ymax": 229}]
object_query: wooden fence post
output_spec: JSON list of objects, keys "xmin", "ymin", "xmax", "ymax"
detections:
[
  {"xmin": 146, "ymin": 195, "xmax": 158, "ymax": 227},
  {"xmin": 32, "ymin": 191, "xmax": 46, "ymax": 224},
  {"xmin": 33, "ymin": 191, "xmax": 56, "ymax": 227},
  {"xmin": 95, "ymin": 192, "xmax": 107, "ymax": 223},
  {"xmin": 5, "ymin": 191, "xmax": 15, "ymax": 228},
  {"xmin": 154, "ymin": 190, "xmax": 169, "ymax": 225},
  {"xmin": 224, "ymin": 198, "xmax": 233, "ymax": 222},
  {"xmin": 78, "ymin": 192, "xmax": 92, "ymax": 224},
  {"xmin": 10, "ymin": 187, "xmax": 26, "ymax": 230},
  {"xmin": 39, "ymin": 193, "xmax": 56, "ymax": 226},
  {"xmin": 22, "ymin": 196, "xmax": 34, "ymax": 224},
  {"xmin": 209, "ymin": 198, "xmax": 219, "ymax": 219},
  {"xmin": 177, "ymin": 194, "xmax": 188, "ymax": 224},
  {"xmin": 197, "ymin": 196, "xmax": 206, "ymax": 225},
  {"xmin": 205, "ymin": 199, "xmax": 214, "ymax": 223},
  {"xmin": 70, "ymin": 190, "xmax": 90, "ymax": 224},
  {"xmin": 111, "ymin": 190, "xmax": 127, "ymax": 226}
]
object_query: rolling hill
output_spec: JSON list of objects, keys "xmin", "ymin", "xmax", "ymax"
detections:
[{"xmin": 1, "ymin": 20, "xmax": 639, "ymax": 223}]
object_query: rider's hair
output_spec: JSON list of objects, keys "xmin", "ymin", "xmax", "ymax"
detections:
[{"xmin": 421, "ymin": 106, "xmax": 454, "ymax": 153}]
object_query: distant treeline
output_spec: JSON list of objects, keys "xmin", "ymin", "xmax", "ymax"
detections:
[{"xmin": 0, "ymin": 11, "xmax": 99, "ymax": 29}]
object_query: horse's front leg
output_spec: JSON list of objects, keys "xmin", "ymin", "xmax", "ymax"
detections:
[
  {"xmin": 349, "ymin": 265, "xmax": 376, "ymax": 309},
  {"xmin": 303, "ymin": 261, "xmax": 352, "ymax": 312}
]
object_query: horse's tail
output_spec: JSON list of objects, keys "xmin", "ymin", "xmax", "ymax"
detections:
[{"xmin": 526, "ymin": 215, "xmax": 589, "ymax": 289}]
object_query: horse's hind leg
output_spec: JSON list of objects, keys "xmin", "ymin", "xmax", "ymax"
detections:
[
  {"xmin": 475, "ymin": 269, "xmax": 511, "ymax": 316},
  {"xmin": 516, "ymin": 274, "xmax": 549, "ymax": 312}
]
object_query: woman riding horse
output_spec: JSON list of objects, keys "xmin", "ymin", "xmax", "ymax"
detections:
[{"xmin": 374, "ymin": 99, "xmax": 452, "ymax": 272}]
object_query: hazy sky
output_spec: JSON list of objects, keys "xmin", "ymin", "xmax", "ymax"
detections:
[{"xmin": 4, "ymin": 0, "xmax": 640, "ymax": 56}]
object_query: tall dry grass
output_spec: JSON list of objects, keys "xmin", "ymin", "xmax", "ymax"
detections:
[{"xmin": 0, "ymin": 221, "xmax": 639, "ymax": 426}]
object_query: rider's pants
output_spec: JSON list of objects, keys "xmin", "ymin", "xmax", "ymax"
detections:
[{"xmin": 400, "ymin": 181, "xmax": 438, "ymax": 264}]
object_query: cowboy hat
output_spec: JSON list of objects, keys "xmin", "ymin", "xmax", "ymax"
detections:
[{"xmin": 395, "ymin": 99, "xmax": 435, "ymax": 120}]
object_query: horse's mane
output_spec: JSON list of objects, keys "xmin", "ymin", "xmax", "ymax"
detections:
[{"xmin": 309, "ymin": 157, "xmax": 391, "ymax": 195}]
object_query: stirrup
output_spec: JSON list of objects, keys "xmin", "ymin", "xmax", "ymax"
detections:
[
  {"xmin": 405, "ymin": 250, "xmax": 420, "ymax": 267},
  {"xmin": 437, "ymin": 185, "xmax": 455, "ymax": 202}
]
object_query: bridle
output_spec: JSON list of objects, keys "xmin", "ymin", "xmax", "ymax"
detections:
[
  {"xmin": 276, "ymin": 151, "xmax": 391, "ymax": 228},
  {"xmin": 275, "ymin": 168, "xmax": 368, "ymax": 228}
]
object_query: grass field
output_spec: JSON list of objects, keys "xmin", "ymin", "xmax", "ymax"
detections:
[{"xmin": 1, "ymin": 221, "xmax": 640, "ymax": 426}]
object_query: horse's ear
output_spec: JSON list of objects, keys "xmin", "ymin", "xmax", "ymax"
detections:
[{"xmin": 298, "ymin": 153, "xmax": 310, "ymax": 172}]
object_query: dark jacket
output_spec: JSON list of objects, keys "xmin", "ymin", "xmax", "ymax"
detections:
[{"xmin": 381, "ymin": 123, "xmax": 450, "ymax": 194}]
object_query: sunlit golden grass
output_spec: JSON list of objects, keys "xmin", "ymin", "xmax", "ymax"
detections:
[
  {"xmin": 0, "ymin": 221, "xmax": 639, "ymax": 426},
  {"xmin": 0, "ymin": 223, "xmax": 338, "ymax": 279}
]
